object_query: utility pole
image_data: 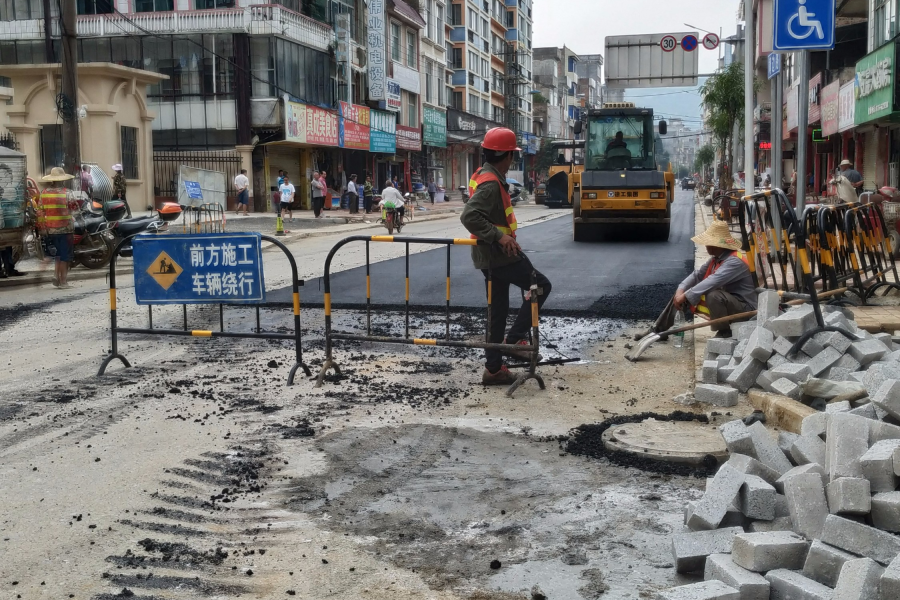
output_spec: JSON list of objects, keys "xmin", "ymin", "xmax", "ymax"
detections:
[
  {"xmin": 42, "ymin": 0, "xmax": 54, "ymax": 63},
  {"xmin": 743, "ymin": 0, "xmax": 754, "ymax": 197},
  {"xmin": 61, "ymin": 0, "xmax": 79, "ymax": 174}
]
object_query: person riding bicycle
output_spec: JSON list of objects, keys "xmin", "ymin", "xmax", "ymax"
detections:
[{"xmin": 379, "ymin": 180, "xmax": 406, "ymax": 224}]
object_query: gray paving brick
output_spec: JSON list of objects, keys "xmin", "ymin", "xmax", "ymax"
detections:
[
  {"xmin": 806, "ymin": 346, "xmax": 844, "ymax": 377},
  {"xmin": 868, "ymin": 419, "xmax": 900, "ymax": 445},
  {"xmin": 802, "ymin": 336, "xmax": 825, "ymax": 358},
  {"xmin": 825, "ymin": 310, "xmax": 853, "ymax": 331},
  {"xmin": 784, "ymin": 472, "xmax": 829, "ymax": 540},
  {"xmin": 802, "ymin": 539, "xmax": 859, "ymax": 588},
  {"xmin": 716, "ymin": 354, "xmax": 733, "ymax": 369},
  {"xmin": 825, "ymin": 477, "xmax": 871, "ymax": 515},
  {"xmin": 739, "ymin": 474, "xmax": 776, "ymax": 521},
  {"xmin": 687, "ymin": 464, "xmax": 746, "ymax": 531},
  {"xmin": 747, "ymin": 421, "xmax": 793, "ymax": 475},
  {"xmin": 657, "ymin": 580, "xmax": 740, "ymax": 600},
  {"xmin": 851, "ymin": 338, "xmax": 891, "ymax": 366},
  {"xmin": 747, "ymin": 327, "xmax": 774, "ymax": 362},
  {"xmin": 771, "ymin": 377, "xmax": 801, "ymax": 400},
  {"xmin": 873, "ymin": 379, "xmax": 900, "ymax": 420},
  {"xmin": 719, "ymin": 420, "xmax": 755, "ymax": 456},
  {"xmin": 735, "ymin": 322, "xmax": 757, "ymax": 341},
  {"xmin": 775, "ymin": 463, "xmax": 826, "ymax": 495},
  {"xmin": 801, "ymin": 412, "xmax": 830, "ymax": 438},
  {"xmin": 726, "ymin": 358, "xmax": 766, "ymax": 394},
  {"xmin": 881, "ymin": 554, "xmax": 900, "ymax": 600},
  {"xmin": 821, "ymin": 514, "xmax": 900, "ymax": 565},
  {"xmin": 863, "ymin": 362, "xmax": 900, "ymax": 397},
  {"xmin": 767, "ymin": 353, "xmax": 789, "ymax": 370},
  {"xmin": 695, "ymin": 384, "xmax": 739, "ymax": 407},
  {"xmin": 671, "ymin": 527, "xmax": 745, "ymax": 574},
  {"xmin": 701, "ymin": 360, "xmax": 719, "ymax": 384},
  {"xmin": 778, "ymin": 432, "xmax": 800, "ymax": 459},
  {"xmin": 757, "ymin": 289, "xmax": 780, "ymax": 323},
  {"xmin": 833, "ymin": 557, "xmax": 884, "ymax": 600},
  {"xmin": 861, "ymin": 440, "xmax": 900, "ymax": 492},
  {"xmin": 768, "ymin": 305, "xmax": 817, "ymax": 338},
  {"xmin": 703, "ymin": 554, "xmax": 769, "ymax": 600},
  {"xmin": 773, "ymin": 336, "xmax": 796, "ymax": 357},
  {"xmin": 819, "ymin": 330, "xmax": 854, "ymax": 354},
  {"xmin": 848, "ymin": 402, "xmax": 878, "ymax": 420},
  {"xmin": 825, "ymin": 400, "xmax": 851, "ymax": 413},
  {"xmin": 727, "ymin": 453, "xmax": 781, "ymax": 486},
  {"xmin": 718, "ymin": 364, "xmax": 736, "ymax": 383},
  {"xmin": 825, "ymin": 366, "xmax": 853, "ymax": 381},
  {"xmin": 755, "ymin": 370, "xmax": 777, "ymax": 393},
  {"xmin": 770, "ymin": 362, "xmax": 812, "ymax": 383},
  {"xmin": 826, "ymin": 412, "xmax": 870, "ymax": 481},
  {"xmin": 790, "ymin": 435, "xmax": 827, "ymax": 468},
  {"xmin": 765, "ymin": 569, "xmax": 835, "ymax": 600},
  {"xmin": 732, "ymin": 531, "xmax": 810, "ymax": 572},
  {"xmin": 835, "ymin": 353, "xmax": 862, "ymax": 371},
  {"xmin": 707, "ymin": 337, "xmax": 739, "ymax": 356},
  {"xmin": 748, "ymin": 516, "xmax": 794, "ymax": 532},
  {"xmin": 871, "ymin": 491, "xmax": 900, "ymax": 533}
]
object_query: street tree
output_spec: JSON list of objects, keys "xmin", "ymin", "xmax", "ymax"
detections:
[
  {"xmin": 695, "ymin": 144, "xmax": 715, "ymax": 181},
  {"xmin": 700, "ymin": 61, "xmax": 744, "ymax": 189}
]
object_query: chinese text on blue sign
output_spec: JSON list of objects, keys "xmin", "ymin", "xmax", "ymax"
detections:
[
  {"xmin": 773, "ymin": 0, "xmax": 835, "ymax": 50},
  {"xmin": 184, "ymin": 180, "xmax": 203, "ymax": 200},
  {"xmin": 133, "ymin": 233, "xmax": 266, "ymax": 305},
  {"xmin": 768, "ymin": 53, "xmax": 781, "ymax": 80}
]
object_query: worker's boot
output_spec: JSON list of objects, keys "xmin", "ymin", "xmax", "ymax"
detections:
[
  {"xmin": 503, "ymin": 339, "xmax": 542, "ymax": 362},
  {"xmin": 482, "ymin": 365, "xmax": 518, "ymax": 385},
  {"xmin": 714, "ymin": 328, "xmax": 733, "ymax": 339}
]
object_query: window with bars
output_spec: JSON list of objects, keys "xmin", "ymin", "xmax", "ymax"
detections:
[
  {"xmin": 875, "ymin": 0, "xmax": 897, "ymax": 47},
  {"xmin": 39, "ymin": 124, "xmax": 63, "ymax": 175},
  {"xmin": 391, "ymin": 22, "xmax": 401, "ymax": 62},
  {"xmin": 136, "ymin": 0, "xmax": 173, "ymax": 11},
  {"xmin": 194, "ymin": 0, "xmax": 235, "ymax": 8},
  {"xmin": 452, "ymin": 91, "xmax": 463, "ymax": 110},
  {"xmin": 450, "ymin": 2, "xmax": 461, "ymax": 25},
  {"xmin": 120, "ymin": 126, "xmax": 139, "ymax": 180},
  {"xmin": 425, "ymin": 59, "xmax": 434, "ymax": 103}
]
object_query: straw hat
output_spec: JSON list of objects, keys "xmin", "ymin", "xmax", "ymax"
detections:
[
  {"xmin": 40, "ymin": 166, "xmax": 74, "ymax": 182},
  {"xmin": 840, "ymin": 159, "xmax": 853, "ymax": 167},
  {"xmin": 111, "ymin": 163, "xmax": 123, "ymax": 171},
  {"xmin": 691, "ymin": 220, "xmax": 743, "ymax": 251}
]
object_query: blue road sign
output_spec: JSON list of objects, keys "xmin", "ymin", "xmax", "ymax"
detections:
[
  {"xmin": 681, "ymin": 34, "xmax": 698, "ymax": 52},
  {"xmin": 773, "ymin": 0, "xmax": 835, "ymax": 50},
  {"xmin": 768, "ymin": 52, "xmax": 781, "ymax": 79},
  {"xmin": 133, "ymin": 233, "xmax": 266, "ymax": 305},
  {"xmin": 184, "ymin": 180, "xmax": 203, "ymax": 200}
]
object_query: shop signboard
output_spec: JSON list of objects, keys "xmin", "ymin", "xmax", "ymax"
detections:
[
  {"xmin": 855, "ymin": 41, "xmax": 895, "ymax": 125},
  {"xmin": 367, "ymin": 0, "xmax": 386, "ymax": 100},
  {"xmin": 808, "ymin": 72, "xmax": 822, "ymax": 124},
  {"xmin": 370, "ymin": 109, "xmax": 396, "ymax": 154},
  {"xmin": 285, "ymin": 100, "xmax": 339, "ymax": 146},
  {"xmin": 339, "ymin": 102, "xmax": 370, "ymax": 150},
  {"xmin": 820, "ymin": 80, "xmax": 840, "ymax": 136},
  {"xmin": 422, "ymin": 106, "xmax": 446, "ymax": 148},
  {"xmin": 385, "ymin": 79, "xmax": 402, "ymax": 112},
  {"xmin": 838, "ymin": 80, "xmax": 855, "ymax": 132},
  {"xmin": 786, "ymin": 84, "xmax": 799, "ymax": 133},
  {"xmin": 396, "ymin": 125, "xmax": 422, "ymax": 151},
  {"xmin": 392, "ymin": 62, "xmax": 421, "ymax": 94}
]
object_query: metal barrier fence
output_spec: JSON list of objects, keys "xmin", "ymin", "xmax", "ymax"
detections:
[
  {"xmin": 97, "ymin": 234, "xmax": 311, "ymax": 385},
  {"xmin": 314, "ymin": 234, "xmax": 546, "ymax": 398},
  {"xmin": 153, "ymin": 150, "xmax": 242, "ymax": 198}
]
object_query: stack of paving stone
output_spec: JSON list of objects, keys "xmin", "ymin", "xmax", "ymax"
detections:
[
  {"xmin": 658, "ymin": 413, "xmax": 900, "ymax": 599},
  {"xmin": 694, "ymin": 289, "xmax": 900, "ymax": 410}
]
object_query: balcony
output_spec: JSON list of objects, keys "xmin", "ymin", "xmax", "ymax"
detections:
[
  {"xmin": 504, "ymin": 28, "xmax": 518, "ymax": 41},
  {"xmin": 452, "ymin": 70, "xmax": 467, "ymax": 86},
  {"xmin": 504, "ymin": 0, "xmax": 518, "ymax": 5},
  {"xmin": 0, "ymin": 5, "xmax": 334, "ymax": 53},
  {"xmin": 449, "ymin": 26, "xmax": 466, "ymax": 42}
]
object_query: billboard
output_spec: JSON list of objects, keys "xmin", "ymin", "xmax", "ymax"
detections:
[
  {"xmin": 339, "ymin": 102, "xmax": 370, "ymax": 150},
  {"xmin": 838, "ymin": 81, "xmax": 855, "ymax": 132},
  {"xmin": 605, "ymin": 33, "xmax": 700, "ymax": 88},
  {"xmin": 396, "ymin": 125, "xmax": 422, "ymax": 151},
  {"xmin": 370, "ymin": 109, "xmax": 396, "ymax": 154},
  {"xmin": 285, "ymin": 100, "xmax": 339, "ymax": 146},
  {"xmin": 820, "ymin": 80, "xmax": 840, "ymax": 136},
  {"xmin": 855, "ymin": 41, "xmax": 895, "ymax": 125},
  {"xmin": 423, "ymin": 106, "xmax": 446, "ymax": 148},
  {"xmin": 367, "ymin": 0, "xmax": 386, "ymax": 100}
]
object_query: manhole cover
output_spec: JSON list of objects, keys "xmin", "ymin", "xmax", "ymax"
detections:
[{"xmin": 601, "ymin": 418, "xmax": 728, "ymax": 465}]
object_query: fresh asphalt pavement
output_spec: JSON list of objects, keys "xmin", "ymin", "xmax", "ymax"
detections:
[{"xmin": 269, "ymin": 189, "xmax": 696, "ymax": 319}]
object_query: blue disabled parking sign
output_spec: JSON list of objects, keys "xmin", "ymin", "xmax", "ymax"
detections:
[{"xmin": 774, "ymin": 0, "xmax": 835, "ymax": 50}]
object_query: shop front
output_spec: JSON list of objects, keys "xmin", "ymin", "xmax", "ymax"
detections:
[
  {"xmin": 422, "ymin": 106, "xmax": 447, "ymax": 193},
  {"xmin": 396, "ymin": 125, "xmax": 422, "ymax": 193},
  {"xmin": 854, "ymin": 41, "xmax": 898, "ymax": 190},
  {"xmin": 369, "ymin": 109, "xmax": 397, "ymax": 193},
  {"xmin": 339, "ymin": 101, "xmax": 371, "ymax": 206},
  {"xmin": 446, "ymin": 108, "xmax": 498, "ymax": 192}
]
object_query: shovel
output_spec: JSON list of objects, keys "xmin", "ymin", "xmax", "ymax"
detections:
[{"xmin": 625, "ymin": 287, "xmax": 850, "ymax": 362}]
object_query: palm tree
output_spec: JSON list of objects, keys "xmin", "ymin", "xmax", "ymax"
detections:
[{"xmin": 701, "ymin": 62, "xmax": 745, "ymax": 189}]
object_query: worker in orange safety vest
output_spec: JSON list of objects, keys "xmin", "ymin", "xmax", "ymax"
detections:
[
  {"xmin": 674, "ymin": 220, "xmax": 757, "ymax": 338},
  {"xmin": 460, "ymin": 127, "xmax": 552, "ymax": 385},
  {"xmin": 36, "ymin": 167, "xmax": 80, "ymax": 289}
]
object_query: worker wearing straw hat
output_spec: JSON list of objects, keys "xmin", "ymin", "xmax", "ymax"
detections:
[
  {"xmin": 37, "ymin": 166, "xmax": 79, "ymax": 289},
  {"xmin": 674, "ymin": 220, "xmax": 756, "ymax": 338}
]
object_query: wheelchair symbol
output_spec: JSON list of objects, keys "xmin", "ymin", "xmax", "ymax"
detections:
[{"xmin": 787, "ymin": 0, "xmax": 824, "ymax": 40}]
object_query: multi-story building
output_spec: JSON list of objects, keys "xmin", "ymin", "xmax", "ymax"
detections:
[
  {"xmin": 418, "ymin": 0, "xmax": 449, "ymax": 187},
  {"xmin": 575, "ymin": 53, "xmax": 602, "ymax": 110},
  {"xmin": 0, "ymin": 0, "xmax": 338, "ymax": 210},
  {"xmin": 534, "ymin": 45, "xmax": 578, "ymax": 139}
]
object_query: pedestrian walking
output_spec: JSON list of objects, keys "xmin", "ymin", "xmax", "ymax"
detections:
[
  {"xmin": 363, "ymin": 176, "xmax": 374, "ymax": 214},
  {"xmin": 347, "ymin": 174, "xmax": 359, "ymax": 214},
  {"xmin": 37, "ymin": 167, "xmax": 79, "ymax": 289},
  {"xmin": 234, "ymin": 168, "xmax": 250, "ymax": 216},
  {"xmin": 279, "ymin": 175, "xmax": 295, "ymax": 222},
  {"xmin": 427, "ymin": 178, "xmax": 437, "ymax": 204},
  {"xmin": 460, "ymin": 127, "xmax": 552, "ymax": 385},
  {"xmin": 839, "ymin": 159, "xmax": 864, "ymax": 196},
  {"xmin": 271, "ymin": 186, "xmax": 280, "ymax": 213},
  {"xmin": 111, "ymin": 163, "xmax": 131, "ymax": 217},
  {"xmin": 311, "ymin": 170, "xmax": 325, "ymax": 218},
  {"xmin": 277, "ymin": 170, "xmax": 285, "ymax": 187},
  {"xmin": 80, "ymin": 164, "xmax": 93, "ymax": 200}
]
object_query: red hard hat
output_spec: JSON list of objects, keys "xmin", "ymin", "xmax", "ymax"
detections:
[{"xmin": 482, "ymin": 127, "xmax": 521, "ymax": 152}]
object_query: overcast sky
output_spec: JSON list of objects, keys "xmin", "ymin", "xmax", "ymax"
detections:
[{"xmin": 532, "ymin": 0, "xmax": 742, "ymax": 124}]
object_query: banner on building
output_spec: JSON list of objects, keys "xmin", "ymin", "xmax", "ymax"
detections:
[
  {"xmin": 820, "ymin": 80, "xmax": 840, "ymax": 137},
  {"xmin": 385, "ymin": 79, "xmax": 401, "ymax": 112},
  {"xmin": 855, "ymin": 41, "xmax": 895, "ymax": 125},
  {"xmin": 838, "ymin": 81, "xmax": 856, "ymax": 132},
  {"xmin": 422, "ymin": 106, "xmax": 446, "ymax": 148},
  {"xmin": 370, "ymin": 109, "xmax": 397, "ymax": 154},
  {"xmin": 285, "ymin": 99, "xmax": 339, "ymax": 146},
  {"xmin": 786, "ymin": 85, "xmax": 799, "ymax": 134},
  {"xmin": 339, "ymin": 102, "xmax": 370, "ymax": 150},
  {"xmin": 367, "ymin": 0, "xmax": 386, "ymax": 101},
  {"xmin": 807, "ymin": 72, "xmax": 822, "ymax": 125},
  {"xmin": 396, "ymin": 125, "xmax": 422, "ymax": 151}
]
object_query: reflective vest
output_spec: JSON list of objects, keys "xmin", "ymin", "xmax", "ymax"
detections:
[
  {"xmin": 468, "ymin": 168, "xmax": 518, "ymax": 238},
  {"xmin": 691, "ymin": 251, "xmax": 751, "ymax": 317},
  {"xmin": 36, "ymin": 189, "xmax": 73, "ymax": 233}
]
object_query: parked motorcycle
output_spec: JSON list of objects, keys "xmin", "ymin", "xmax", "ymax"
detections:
[
  {"xmin": 114, "ymin": 202, "xmax": 183, "ymax": 257},
  {"xmin": 69, "ymin": 209, "xmax": 118, "ymax": 269}
]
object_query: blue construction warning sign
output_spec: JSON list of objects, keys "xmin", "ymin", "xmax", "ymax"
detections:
[{"xmin": 133, "ymin": 233, "xmax": 266, "ymax": 305}]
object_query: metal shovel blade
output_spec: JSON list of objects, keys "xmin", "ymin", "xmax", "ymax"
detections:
[{"xmin": 625, "ymin": 332, "xmax": 661, "ymax": 362}]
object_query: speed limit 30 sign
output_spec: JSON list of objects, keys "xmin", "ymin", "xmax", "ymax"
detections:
[{"xmin": 660, "ymin": 35, "xmax": 677, "ymax": 52}]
